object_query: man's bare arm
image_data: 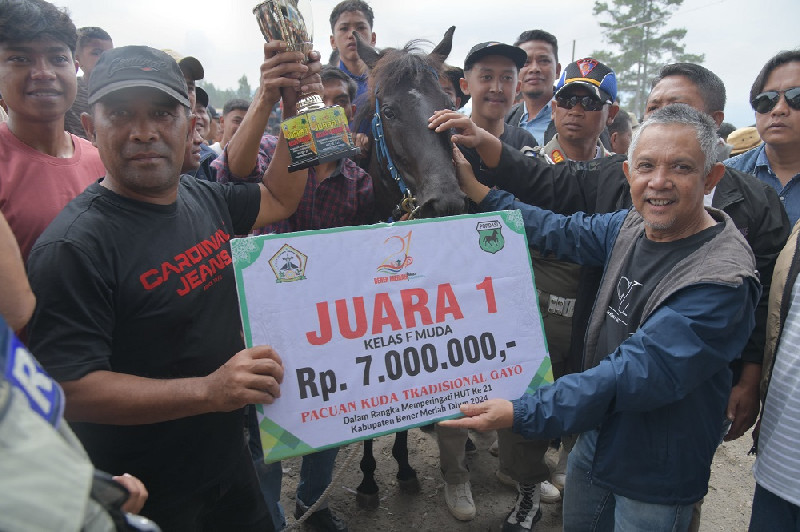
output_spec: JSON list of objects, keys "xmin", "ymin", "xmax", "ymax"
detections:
[
  {"xmin": 724, "ymin": 361, "xmax": 761, "ymax": 441},
  {"xmin": 225, "ymin": 41, "xmax": 312, "ymax": 178},
  {"xmin": 249, "ymin": 44, "xmax": 324, "ymax": 229},
  {"xmin": 0, "ymin": 213, "xmax": 35, "ymax": 331},
  {"xmin": 60, "ymin": 345, "xmax": 283, "ymax": 425}
]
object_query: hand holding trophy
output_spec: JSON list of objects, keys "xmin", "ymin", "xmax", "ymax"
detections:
[{"xmin": 254, "ymin": 0, "xmax": 360, "ymax": 171}]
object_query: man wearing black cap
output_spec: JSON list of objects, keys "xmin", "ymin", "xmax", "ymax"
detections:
[
  {"xmin": 26, "ymin": 43, "xmax": 320, "ymax": 531},
  {"xmin": 163, "ymin": 48, "xmax": 204, "ymax": 110},
  {"xmin": 206, "ymin": 104, "xmax": 221, "ymax": 146},
  {"xmin": 189, "ymin": 85, "xmax": 218, "ymax": 181},
  {"xmin": 455, "ymin": 42, "xmax": 537, "ymax": 190},
  {"xmin": 461, "ymin": 42, "xmax": 535, "ymax": 148},
  {"xmin": 163, "ymin": 49, "xmax": 218, "ymax": 181},
  {"xmin": 436, "ymin": 40, "xmax": 545, "ymax": 527}
]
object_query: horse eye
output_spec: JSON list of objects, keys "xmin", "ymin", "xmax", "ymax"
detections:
[{"xmin": 382, "ymin": 106, "xmax": 396, "ymax": 119}]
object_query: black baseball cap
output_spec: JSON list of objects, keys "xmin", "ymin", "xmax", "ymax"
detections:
[
  {"xmin": 464, "ymin": 42, "xmax": 526, "ymax": 71},
  {"xmin": 161, "ymin": 49, "xmax": 205, "ymax": 81},
  {"xmin": 88, "ymin": 46, "xmax": 191, "ymax": 108},
  {"xmin": 196, "ymin": 87, "xmax": 209, "ymax": 108}
]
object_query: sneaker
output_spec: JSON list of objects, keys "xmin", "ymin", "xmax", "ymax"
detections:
[
  {"xmin": 550, "ymin": 446, "xmax": 569, "ymax": 492},
  {"xmin": 539, "ymin": 480, "xmax": 562, "ymax": 504},
  {"xmin": 550, "ymin": 471, "xmax": 566, "ymax": 493},
  {"xmin": 502, "ymin": 483, "xmax": 542, "ymax": 531},
  {"xmin": 443, "ymin": 481, "xmax": 476, "ymax": 521},
  {"xmin": 495, "ymin": 469, "xmax": 516, "ymax": 488},
  {"xmin": 294, "ymin": 503, "xmax": 348, "ymax": 532},
  {"xmin": 465, "ymin": 437, "xmax": 478, "ymax": 455}
]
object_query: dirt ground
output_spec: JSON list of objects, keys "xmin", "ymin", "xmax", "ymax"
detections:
[{"xmin": 277, "ymin": 426, "xmax": 757, "ymax": 531}]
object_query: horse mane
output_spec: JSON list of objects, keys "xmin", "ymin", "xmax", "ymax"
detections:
[{"xmin": 353, "ymin": 40, "xmax": 443, "ymax": 129}]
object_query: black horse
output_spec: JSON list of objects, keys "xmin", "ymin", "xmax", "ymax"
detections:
[
  {"xmin": 351, "ymin": 27, "xmax": 467, "ymax": 509},
  {"xmin": 483, "ymin": 229, "xmax": 501, "ymax": 246}
]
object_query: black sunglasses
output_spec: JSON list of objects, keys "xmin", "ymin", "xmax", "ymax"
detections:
[
  {"xmin": 555, "ymin": 94, "xmax": 607, "ymax": 111},
  {"xmin": 751, "ymin": 86, "xmax": 800, "ymax": 114}
]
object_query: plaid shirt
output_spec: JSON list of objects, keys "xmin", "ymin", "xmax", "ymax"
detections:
[{"xmin": 212, "ymin": 134, "xmax": 376, "ymax": 234}]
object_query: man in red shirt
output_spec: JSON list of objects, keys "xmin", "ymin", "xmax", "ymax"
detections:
[{"xmin": 0, "ymin": 0, "xmax": 105, "ymax": 261}]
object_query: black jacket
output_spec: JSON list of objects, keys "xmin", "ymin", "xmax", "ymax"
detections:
[{"xmin": 483, "ymin": 142, "xmax": 790, "ymax": 372}]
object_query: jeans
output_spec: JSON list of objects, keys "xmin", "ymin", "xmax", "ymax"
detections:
[
  {"xmin": 749, "ymin": 482, "xmax": 800, "ymax": 532},
  {"xmin": 563, "ymin": 430, "xmax": 693, "ymax": 532},
  {"xmin": 246, "ymin": 406, "xmax": 339, "ymax": 531}
]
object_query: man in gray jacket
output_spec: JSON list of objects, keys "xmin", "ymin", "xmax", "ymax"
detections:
[{"xmin": 439, "ymin": 104, "xmax": 760, "ymax": 531}]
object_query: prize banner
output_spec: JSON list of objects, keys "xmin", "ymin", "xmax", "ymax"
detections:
[{"xmin": 231, "ymin": 211, "xmax": 551, "ymax": 462}]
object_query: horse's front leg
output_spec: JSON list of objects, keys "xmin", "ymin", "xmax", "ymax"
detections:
[
  {"xmin": 392, "ymin": 430, "xmax": 420, "ymax": 493},
  {"xmin": 356, "ymin": 438, "xmax": 380, "ymax": 509}
]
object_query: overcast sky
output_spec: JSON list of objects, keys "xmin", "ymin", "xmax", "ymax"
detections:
[{"xmin": 63, "ymin": 0, "xmax": 798, "ymax": 128}]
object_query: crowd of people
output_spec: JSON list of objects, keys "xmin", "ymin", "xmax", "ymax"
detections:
[{"xmin": 1, "ymin": 0, "xmax": 799, "ymax": 531}]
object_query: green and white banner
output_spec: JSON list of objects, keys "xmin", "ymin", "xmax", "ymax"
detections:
[{"xmin": 231, "ymin": 211, "xmax": 551, "ymax": 462}]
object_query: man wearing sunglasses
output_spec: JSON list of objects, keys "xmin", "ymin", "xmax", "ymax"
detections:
[
  {"xmin": 539, "ymin": 58, "xmax": 620, "ymax": 164},
  {"xmin": 730, "ymin": 50, "xmax": 800, "ymax": 532},
  {"xmin": 726, "ymin": 50, "xmax": 800, "ymax": 226},
  {"xmin": 522, "ymin": 58, "xmax": 622, "ymax": 511}
]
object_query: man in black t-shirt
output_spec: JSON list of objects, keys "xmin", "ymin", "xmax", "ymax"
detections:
[
  {"xmin": 456, "ymin": 41, "xmax": 536, "ymax": 190},
  {"xmin": 436, "ymin": 41, "xmax": 553, "ymax": 526},
  {"xmin": 27, "ymin": 44, "xmax": 320, "ymax": 531}
]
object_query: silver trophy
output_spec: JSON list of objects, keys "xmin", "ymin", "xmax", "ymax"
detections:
[{"xmin": 253, "ymin": 0, "xmax": 359, "ymax": 170}]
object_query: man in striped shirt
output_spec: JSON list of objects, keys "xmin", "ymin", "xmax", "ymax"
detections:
[{"xmin": 751, "ymin": 219, "xmax": 800, "ymax": 530}]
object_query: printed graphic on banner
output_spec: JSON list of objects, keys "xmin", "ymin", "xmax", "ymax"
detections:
[
  {"xmin": 232, "ymin": 211, "xmax": 550, "ymax": 462},
  {"xmin": 476, "ymin": 220, "xmax": 504, "ymax": 254},
  {"xmin": 376, "ymin": 231, "xmax": 414, "ymax": 275},
  {"xmin": 268, "ymin": 244, "xmax": 307, "ymax": 283}
]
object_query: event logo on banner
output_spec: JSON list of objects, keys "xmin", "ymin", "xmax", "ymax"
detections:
[{"xmin": 231, "ymin": 211, "xmax": 551, "ymax": 462}]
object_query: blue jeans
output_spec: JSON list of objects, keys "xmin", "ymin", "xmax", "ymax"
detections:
[
  {"xmin": 246, "ymin": 406, "xmax": 339, "ymax": 531},
  {"xmin": 563, "ymin": 430, "xmax": 693, "ymax": 532},
  {"xmin": 750, "ymin": 483, "xmax": 800, "ymax": 531}
]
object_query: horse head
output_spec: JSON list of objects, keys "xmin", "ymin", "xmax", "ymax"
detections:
[{"xmin": 355, "ymin": 27, "xmax": 467, "ymax": 220}]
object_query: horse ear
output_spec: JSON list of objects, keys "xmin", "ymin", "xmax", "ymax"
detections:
[
  {"xmin": 429, "ymin": 26, "xmax": 455, "ymax": 66},
  {"xmin": 354, "ymin": 31, "xmax": 381, "ymax": 70}
]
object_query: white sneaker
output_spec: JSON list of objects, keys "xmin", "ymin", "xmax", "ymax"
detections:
[
  {"xmin": 550, "ymin": 472, "xmax": 566, "ymax": 492},
  {"xmin": 539, "ymin": 480, "xmax": 562, "ymax": 503},
  {"xmin": 497, "ymin": 471, "xmax": 560, "ymax": 503},
  {"xmin": 550, "ymin": 446, "xmax": 569, "ymax": 492},
  {"xmin": 443, "ymin": 481, "xmax": 476, "ymax": 521}
]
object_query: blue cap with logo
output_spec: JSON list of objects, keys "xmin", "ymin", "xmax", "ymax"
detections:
[{"xmin": 555, "ymin": 58, "xmax": 617, "ymax": 104}]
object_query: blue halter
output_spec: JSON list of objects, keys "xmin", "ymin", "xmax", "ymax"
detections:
[
  {"xmin": 371, "ymin": 96, "xmax": 410, "ymax": 196},
  {"xmin": 370, "ymin": 66, "xmax": 441, "ymax": 219}
]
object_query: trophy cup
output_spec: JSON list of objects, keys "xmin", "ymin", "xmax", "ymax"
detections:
[{"xmin": 254, "ymin": 0, "xmax": 360, "ymax": 171}]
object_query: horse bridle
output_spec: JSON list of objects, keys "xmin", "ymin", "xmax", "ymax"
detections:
[{"xmin": 371, "ymin": 96, "xmax": 421, "ymax": 220}]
